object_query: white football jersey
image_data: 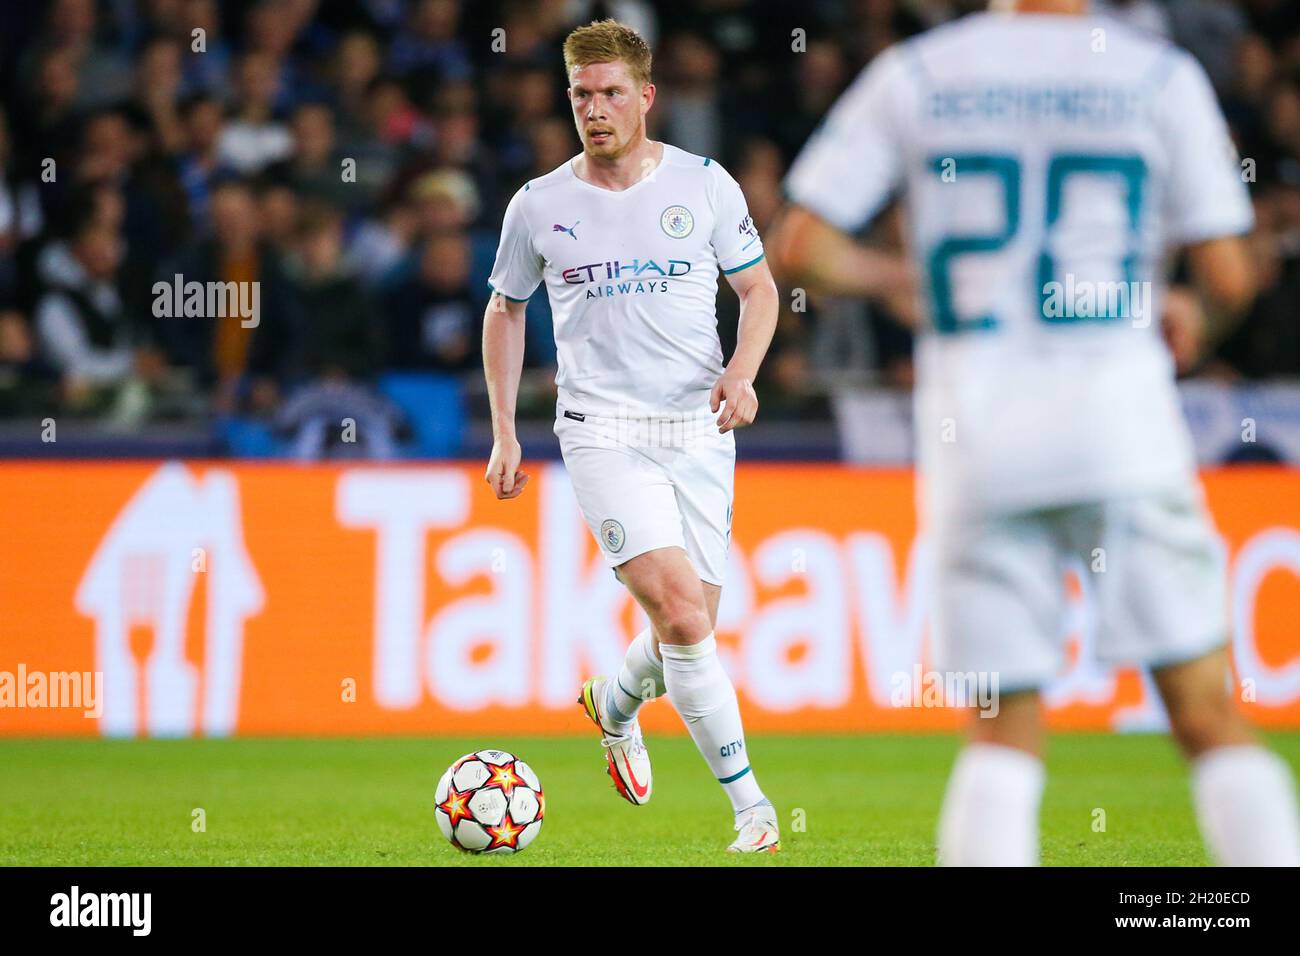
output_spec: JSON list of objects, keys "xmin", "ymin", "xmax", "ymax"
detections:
[
  {"xmin": 785, "ymin": 12, "xmax": 1253, "ymax": 518},
  {"xmin": 489, "ymin": 143, "xmax": 765, "ymax": 416}
]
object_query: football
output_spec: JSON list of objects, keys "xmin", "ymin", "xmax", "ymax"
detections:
[{"xmin": 435, "ymin": 749, "xmax": 545, "ymax": 855}]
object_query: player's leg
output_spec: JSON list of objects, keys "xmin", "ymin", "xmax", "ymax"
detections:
[
  {"xmin": 939, "ymin": 692, "xmax": 1046, "ymax": 867},
  {"xmin": 615, "ymin": 545, "xmax": 777, "ymax": 851},
  {"xmin": 662, "ymin": 420, "xmax": 778, "ymax": 850},
  {"xmin": 932, "ymin": 510, "xmax": 1060, "ymax": 866},
  {"xmin": 559, "ymin": 411, "xmax": 684, "ymax": 806},
  {"xmin": 695, "ymin": 580, "xmax": 780, "ymax": 851},
  {"xmin": 598, "ymin": 575, "xmax": 723, "ymax": 729},
  {"xmin": 1153, "ymin": 649, "xmax": 1300, "ymax": 866},
  {"xmin": 1095, "ymin": 488, "xmax": 1300, "ymax": 865},
  {"xmin": 595, "ymin": 623, "xmax": 664, "ymax": 730}
]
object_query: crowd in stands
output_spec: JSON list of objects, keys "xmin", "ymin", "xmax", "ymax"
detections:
[{"xmin": 0, "ymin": 0, "xmax": 1298, "ymax": 450}]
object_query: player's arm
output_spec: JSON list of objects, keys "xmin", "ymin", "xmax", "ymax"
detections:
[
  {"xmin": 713, "ymin": 257, "xmax": 778, "ymax": 433},
  {"xmin": 484, "ymin": 185, "xmax": 543, "ymax": 499},
  {"xmin": 1163, "ymin": 238, "xmax": 1256, "ymax": 374},
  {"xmin": 482, "ymin": 293, "xmax": 530, "ymax": 499},
  {"xmin": 769, "ymin": 205, "xmax": 915, "ymax": 316},
  {"xmin": 1158, "ymin": 51, "xmax": 1259, "ymax": 372},
  {"xmin": 1186, "ymin": 237, "xmax": 1255, "ymax": 317},
  {"xmin": 1185, "ymin": 234, "xmax": 1256, "ymax": 330}
]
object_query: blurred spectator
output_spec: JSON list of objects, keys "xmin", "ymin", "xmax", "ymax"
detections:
[
  {"xmin": 771, "ymin": 37, "xmax": 849, "ymax": 163},
  {"xmin": 732, "ymin": 137, "xmax": 784, "ymax": 233},
  {"xmin": 752, "ymin": 301, "xmax": 832, "ymax": 420},
  {"xmin": 1225, "ymin": 33, "xmax": 1275, "ymax": 160},
  {"xmin": 527, "ymin": 117, "xmax": 576, "ymax": 179},
  {"xmin": 272, "ymin": 200, "xmax": 399, "ymax": 459},
  {"xmin": 481, "ymin": 0, "xmax": 558, "ymax": 74},
  {"xmin": 407, "ymin": 167, "xmax": 480, "ymax": 235},
  {"xmin": 658, "ymin": 33, "xmax": 725, "ymax": 161},
  {"xmin": 385, "ymin": 230, "xmax": 478, "ymax": 371},
  {"xmin": 257, "ymin": 179, "xmax": 301, "ymax": 255},
  {"xmin": 177, "ymin": 93, "xmax": 237, "ymax": 233},
  {"xmin": 180, "ymin": 0, "xmax": 234, "ymax": 97},
  {"xmin": 133, "ymin": 35, "xmax": 186, "ymax": 155},
  {"xmin": 291, "ymin": 201, "xmax": 384, "ymax": 381},
  {"xmin": 0, "ymin": 308, "xmax": 41, "ymax": 415},
  {"xmin": 43, "ymin": 0, "xmax": 134, "ymax": 110},
  {"xmin": 265, "ymin": 102, "xmax": 355, "ymax": 210},
  {"xmin": 484, "ymin": 64, "xmax": 560, "ymax": 183},
  {"xmin": 244, "ymin": 0, "xmax": 326, "ymax": 114},
  {"xmin": 331, "ymin": 29, "xmax": 384, "ymax": 144},
  {"xmin": 159, "ymin": 178, "xmax": 301, "ymax": 413},
  {"xmin": 428, "ymin": 102, "xmax": 500, "ymax": 216},
  {"xmin": 1215, "ymin": 185, "xmax": 1300, "ymax": 377},
  {"xmin": 0, "ymin": 108, "xmax": 45, "ymax": 302},
  {"xmin": 348, "ymin": 196, "xmax": 419, "ymax": 287},
  {"xmin": 334, "ymin": 74, "xmax": 431, "ymax": 196},
  {"xmin": 849, "ymin": 0, "xmax": 928, "ymax": 62},
  {"xmin": 217, "ymin": 52, "xmax": 293, "ymax": 174},
  {"xmin": 12, "ymin": 47, "xmax": 84, "ymax": 176},
  {"xmin": 74, "ymin": 108, "xmax": 189, "ymax": 281},
  {"xmin": 563, "ymin": 1, "xmax": 658, "ymax": 47},
  {"xmin": 388, "ymin": 0, "xmax": 473, "ymax": 93},
  {"xmin": 33, "ymin": 215, "xmax": 165, "ymax": 417}
]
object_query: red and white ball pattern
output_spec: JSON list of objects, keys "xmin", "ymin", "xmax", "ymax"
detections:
[{"xmin": 435, "ymin": 749, "xmax": 544, "ymax": 854}]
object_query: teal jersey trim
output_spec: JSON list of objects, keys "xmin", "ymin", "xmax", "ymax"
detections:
[
  {"xmin": 487, "ymin": 283, "xmax": 530, "ymax": 303},
  {"xmin": 721, "ymin": 252, "xmax": 765, "ymax": 275}
]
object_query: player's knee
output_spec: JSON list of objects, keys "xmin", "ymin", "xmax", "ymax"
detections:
[
  {"xmin": 966, "ymin": 691, "xmax": 1043, "ymax": 755},
  {"xmin": 1165, "ymin": 697, "xmax": 1251, "ymax": 757},
  {"xmin": 647, "ymin": 596, "xmax": 711, "ymax": 646}
]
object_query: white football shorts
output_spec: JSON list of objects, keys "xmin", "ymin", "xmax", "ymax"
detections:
[
  {"xmin": 554, "ymin": 403, "xmax": 735, "ymax": 586},
  {"xmin": 929, "ymin": 483, "xmax": 1229, "ymax": 691}
]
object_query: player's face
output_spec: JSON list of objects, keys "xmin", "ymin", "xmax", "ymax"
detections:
[{"xmin": 567, "ymin": 60, "xmax": 653, "ymax": 160}]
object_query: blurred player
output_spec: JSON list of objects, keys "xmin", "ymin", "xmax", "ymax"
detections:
[
  {"xmin": 773, "ymin": 0, "xmax": 1300, "ymax": 865},
  {"xmin": 482, "ymin": 20, "xmax": 781, "ymax": 852}
]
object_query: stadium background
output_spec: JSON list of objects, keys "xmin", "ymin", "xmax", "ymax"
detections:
[{"xmin": 1, "ymin": 0, "xmax": 1299, "ymax": 741}]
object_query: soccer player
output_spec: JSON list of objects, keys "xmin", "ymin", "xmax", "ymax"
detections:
[
  {"xmin": 482, "ymin": 20, "xmax": 781, "ymax": 852},
  {"xmin": 773, "ymin": 0, "xmax": 1300, "ymax": 865}
]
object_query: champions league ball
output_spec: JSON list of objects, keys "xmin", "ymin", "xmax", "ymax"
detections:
[{"xmin": 435, "ymin": 749, "xmax": 545, "ymax": 855}]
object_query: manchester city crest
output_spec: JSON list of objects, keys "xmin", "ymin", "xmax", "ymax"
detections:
[
  {"xmin": 660, "ymin": 205, "xmax": 694, "ymax": 238},
  {"xmin": 600, "ymin": 519, "xmax": 626, "ymax": 553}
]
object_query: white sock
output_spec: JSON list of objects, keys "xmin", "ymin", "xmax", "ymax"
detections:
[
  {"xmin": 603, "ymin": 628, "xmax": 663, "ymax": 730},
  {"xmin": 937, "ymin": 743, "xmax": 1045, "ymax": 866},
  {"xmin": 1192, "ymin": 745, "xmax": 1300, "ymax": 866},
  {"xmin": 661, "ymin": 634, "xmax": 764, "ymax": 812}
]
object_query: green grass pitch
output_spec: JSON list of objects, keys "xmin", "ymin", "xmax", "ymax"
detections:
[{"xmin": 2, "ymin": 733, "xmax": 1297, "ymax": 866}]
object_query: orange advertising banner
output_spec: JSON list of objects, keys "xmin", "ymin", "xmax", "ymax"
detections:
[{"xmin": 1, "ymin": 461, "xmax": 1298, "ymax": 737}]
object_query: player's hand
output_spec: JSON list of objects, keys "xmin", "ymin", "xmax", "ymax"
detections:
[
  {"xmin": 710, "ymin": 371, "xmax": 759, "ymax": 433},
  {"xmin": 486, "ymin": 435, "xmax": 530, "ymax": 499},
  {"xmin": 1161, "ymin": 286, "xmax": 1207, "ymax": 375}
]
